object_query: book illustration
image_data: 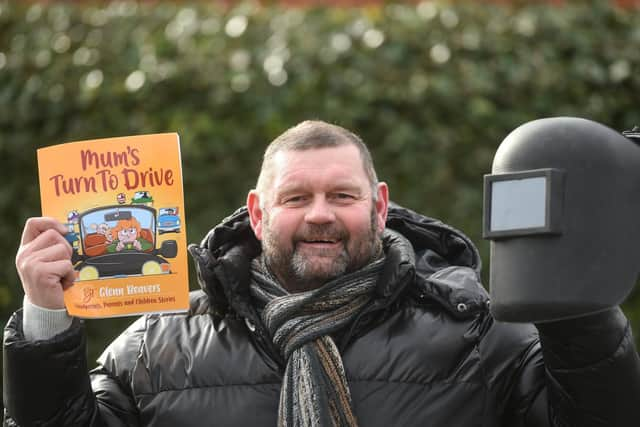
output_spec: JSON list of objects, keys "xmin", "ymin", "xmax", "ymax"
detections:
[
  {"xmin": 131, "ymin": 190, "xmax": 153, "ymax": 206},
  {"xmin": 157, "ymin": 207, "xmax": 181, "ymax": 234},
  {"xmin": 64, "ymin": 209, "xmax": 81, "ymax": 250},
  {"xmin": 71, "ymin": 204, "xmax": 177, "ymax": 281},
  {"xmin": 37, "ymin": 133, "xmax": 189, "ymax": 318}
]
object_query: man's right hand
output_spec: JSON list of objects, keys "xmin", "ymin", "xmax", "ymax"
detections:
[{"xmin": 15, "ymin": 217, "xmax": 75, "ymax": 310}]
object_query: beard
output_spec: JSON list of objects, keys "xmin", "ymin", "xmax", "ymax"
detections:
[{"xmin": 261, "ymin": 207, "xmax": 383, "ymax": 293}]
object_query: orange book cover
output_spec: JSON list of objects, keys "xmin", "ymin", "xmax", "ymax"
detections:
[{"xmin": 37, "ymin": 133, "xmax": 189, "ymax": 318}]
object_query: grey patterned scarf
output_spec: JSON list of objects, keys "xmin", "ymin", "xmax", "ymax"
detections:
[{"xmin": 249, "ymin": 255, "xmax": 386, "ymax": 427}]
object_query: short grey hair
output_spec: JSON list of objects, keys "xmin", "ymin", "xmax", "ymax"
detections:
[{"xmin": 255, "ymin": 120, "xmax": 379, "ymax": 205}]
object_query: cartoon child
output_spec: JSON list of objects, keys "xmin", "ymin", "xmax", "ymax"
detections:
[
  {"xmin": 107, "ymin": 217, "xmax": 152, "ymax": 253},
  {"xmin": 91, "ymin": 223, "xmax": 114, "ymax": 243}
]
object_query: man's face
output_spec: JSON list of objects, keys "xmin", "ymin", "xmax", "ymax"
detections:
[{"xmin": 249, "ymin": 145, "xmax": 388, "ymax": 292}]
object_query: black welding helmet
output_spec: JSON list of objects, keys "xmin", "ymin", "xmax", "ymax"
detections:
[{"xmin": 483, "ymin": 117, "xmax": 640, "ymax": 322}]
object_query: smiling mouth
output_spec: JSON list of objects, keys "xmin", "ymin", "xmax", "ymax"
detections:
[{"xmin": 298, "ymin": 239, "xmax": 343, "ymax": 249}]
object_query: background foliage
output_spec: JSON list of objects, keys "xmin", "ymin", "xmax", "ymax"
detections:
[{"xmin": 1, "ymin": 0, "xmax": 639, "ymax": 393}]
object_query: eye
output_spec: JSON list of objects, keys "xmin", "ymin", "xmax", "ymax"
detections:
[
  {"xmin": 283, "ymin": 195, "xmax": 307, "ymax": 205},
  {"xmin": 331, "ymin": 192, "xmax": 357, "ymax": 202}
]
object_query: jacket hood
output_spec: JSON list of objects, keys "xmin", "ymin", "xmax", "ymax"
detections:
[{"xmin": 188, "ymin": 203, "xmax": 488, "ymax": 323}]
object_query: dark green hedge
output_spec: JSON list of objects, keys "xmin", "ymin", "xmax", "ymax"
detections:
[{"xmin": 1, "ymin": 0, "xmax": 639, "ymax": 373}]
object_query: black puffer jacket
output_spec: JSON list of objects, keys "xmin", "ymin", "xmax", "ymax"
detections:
[{"xmin": 4, "ymin": 204, "xmax": 640, "ymax": 426}]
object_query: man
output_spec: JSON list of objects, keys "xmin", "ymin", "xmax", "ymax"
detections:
[{"xmin": 4, "ymin": 120, "xmax": 640, "ymax": 426}]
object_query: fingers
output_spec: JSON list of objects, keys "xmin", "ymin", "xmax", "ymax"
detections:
[
  {"xmin": 61, "ymin": 267, "xmax": 76, "ymax": 290},
  {"xmin": 21, "ymin": 217, "xmax": 69, "ymax": 246},
  {"xmin": 17, "ymin": 255, "xmax": 74, "ymax": 287},
  {"xmin": 16, "ymin": 217, "xmax": 76, "ymax": 310},
  {"xmin": 19, "ymin": 241, "xmax": 72, "ymax": 266},
  {"xmin": 20, "ymin": 258, "xmax": 74, "ymax": 309},
  {"xmin": 39, "ymin": 259, "xmax": 75, "ymax": 282},
  {"xmin": 17, "ymin": 229, "xmax": 72, "ymax": 265}
]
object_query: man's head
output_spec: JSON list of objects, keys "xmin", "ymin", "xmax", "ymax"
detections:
[
  {"xmin": 255, "ymin": 120, "xmax": 380, "ymax": 205},
  {"xmin": 247, "ymin": 120, "xmax": 389, "ymax": 292}
]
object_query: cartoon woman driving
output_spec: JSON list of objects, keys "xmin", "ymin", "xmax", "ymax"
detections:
[{"xmin": 107, "ymin": 217, "xmax": 152, "ymax": 252}]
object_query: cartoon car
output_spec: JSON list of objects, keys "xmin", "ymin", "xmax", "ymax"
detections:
[
  {"xmin": 72, "ymin": 205, "xmax": 177, "ymax": 281},
  {"xmin": 158, "ymin": 207, "xmax": 181, "ymax": 234},
  {"xmin": 131, "ymin": 190, "xmax": 153, "ymax": 206}
]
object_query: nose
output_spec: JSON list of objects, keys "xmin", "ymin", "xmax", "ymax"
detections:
[{"xmin": 304, "ymin": 196, "xmax": 336, "ymax": 224}]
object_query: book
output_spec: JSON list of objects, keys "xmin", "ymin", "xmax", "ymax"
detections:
[{"xmin": 37, "ymin": 133, "xmax": 189, "ymax": 318}]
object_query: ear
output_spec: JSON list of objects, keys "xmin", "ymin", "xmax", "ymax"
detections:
[
  {"xmin": 247, "ymin": 190, "xmax": 264, "ymax": 240},
  {"xmin": 374, "ymin": 182, "xmax": 389, "ymax": 232}
]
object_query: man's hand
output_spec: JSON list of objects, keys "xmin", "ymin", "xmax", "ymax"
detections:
[{"xmin": 15, "ymin": 217, "xmax": 75, "ymax": 309}]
